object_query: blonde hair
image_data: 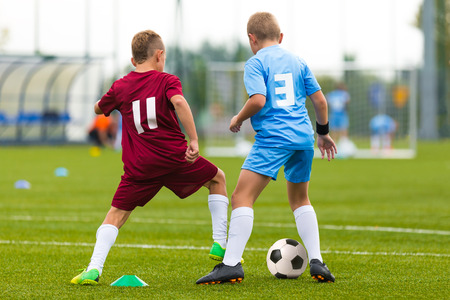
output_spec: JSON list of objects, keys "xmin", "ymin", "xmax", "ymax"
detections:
[
  {"xmin": 247, "ymin": 12, "xmax": 281, "ymax": 41},
  {"xmin": 131, "ymin": 30, "xmax": 165, "ymax": 64}
]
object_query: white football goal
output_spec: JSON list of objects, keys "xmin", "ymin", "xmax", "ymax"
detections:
[{"xmin": 202, "ymin": 62, "xmax": 417, "ymax": 159}]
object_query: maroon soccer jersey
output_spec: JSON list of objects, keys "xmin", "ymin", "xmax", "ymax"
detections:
[{"xmin": 98, "ymin": 70, "xmax": 189, "ymax": 180}]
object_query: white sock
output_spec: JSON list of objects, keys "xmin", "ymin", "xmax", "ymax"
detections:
[
  {"xmin": 382, "ymin": 134, "xmax": 391, "ymax": 149},
  {"xmin": 223, "ymin": 207, "xmax": 253, "ymax": 266},
  {"xmin": 208, "ymin": 194, "xmax": 229, "ymax": 248},
  {"xmin": 293, "ymin": 205, "xmax": 323, "ymax": 262},
  {"xmin": 87, "ymin": 224, "xmax": 119, "ymax": 275}
]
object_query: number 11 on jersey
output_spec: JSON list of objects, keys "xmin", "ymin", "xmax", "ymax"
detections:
[{"xmin": 132, "ymin": 97, "xmax": 158, "ymax": 134}]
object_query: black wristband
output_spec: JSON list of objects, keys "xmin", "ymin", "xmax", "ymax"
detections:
[{"xmin": 316, "ymin": 121, "xmax": 329, "ymax": 135}]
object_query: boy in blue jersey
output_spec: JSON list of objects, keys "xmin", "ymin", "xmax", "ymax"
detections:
[
  {"xmin": 197, "ymin": 12, "xmax": 337, "ymax": 285},
  {"xmin": 327, "ymin": 82, "xmax": 350, "ymax": 142},
  {"xmin": 370, "ymin": 114, "xmax": 397, "ymax": 151}
]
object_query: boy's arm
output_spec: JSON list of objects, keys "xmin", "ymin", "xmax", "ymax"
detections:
[
  {"xmin": 230, "ymin": 94, "xmax": 266, "ymax": 132},
  {"xmin": 170, "ymin": 94, "xmax": 199, "ymax": 163},
  {"xmin": 309, "ymin": 90, "xmax": 337, "ymax": 161}
]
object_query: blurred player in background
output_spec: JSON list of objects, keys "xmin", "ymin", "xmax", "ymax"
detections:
[
  {"xmin": 71, "ymin": 30, "xmax": 229, "ymax": 285},
  {"xmin": 88, "ymin": 113, "xmax": 118, "ymax": 148},
  {"xmin": 327, "ymin": 82, "xmax": 350, "ymax": 142},
  {"xmin": 197, "ymin": 12, "xmax": 337, "ymax": 285},
  {"xmin": 370, "ymin": 114, "xmax": 397, "ymax": 152},
  {"xmin": 327, "ymin": 82, "xmax": 357, "ymax": 158}
]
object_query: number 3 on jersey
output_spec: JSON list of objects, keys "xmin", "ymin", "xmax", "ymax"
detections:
[
  {"xmin": 275, "ymin": 73, "xmax": 295, "ymax": 107},
  {"xmin": 132, "ymin": 97, "xmax": 158, "ymax": 134}
]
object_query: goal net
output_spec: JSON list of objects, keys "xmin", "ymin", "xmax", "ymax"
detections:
[{"xmin": 202, "ymin": 62, "xmax": 417, "ymax": 159}]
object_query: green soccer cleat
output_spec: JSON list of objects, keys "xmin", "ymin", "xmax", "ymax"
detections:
[
  {"xmin": 209, "ymin": 242, "xmax": 226, "ymax": 261},
  {"xmin": 71, "ymin": 268, "xmax": 100, "ymax": 285},
  {"xmin": 209, "ymin": 242, "xmax": 244, "ymax": 264}
]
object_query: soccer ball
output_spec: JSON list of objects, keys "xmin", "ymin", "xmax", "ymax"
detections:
[
  {"xmin": 336, "ymin": 137, "xmax": 357, "ymax": 159},
  {"xmin": 266, "ymin": 238, "xmax": 307, "ymax": 279}
]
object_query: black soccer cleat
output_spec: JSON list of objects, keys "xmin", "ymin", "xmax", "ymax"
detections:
[
  {"xmin": 310, "ymin": 259, "xmax": 335, "ymax": 283},
  {"xmin": 196, "ymin": 262, "xmax": 244, "ymax": 285}
]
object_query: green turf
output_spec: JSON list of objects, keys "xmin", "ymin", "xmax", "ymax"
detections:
[{"xmin": 0, "ymin": 142, "xmax": 449, "ymax": 299}]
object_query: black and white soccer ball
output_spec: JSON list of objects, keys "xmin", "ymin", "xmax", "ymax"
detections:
[{"xmin": 266, "ymin": 238, "xmax": 307, "ymax": 279}]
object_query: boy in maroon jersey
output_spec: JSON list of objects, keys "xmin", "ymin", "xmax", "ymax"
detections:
[{"xmin": 71, "ymin": 30, "xmax": 229, "ymax": 285}]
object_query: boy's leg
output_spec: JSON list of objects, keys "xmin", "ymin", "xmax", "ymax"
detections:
[
  {"xmin": 88, "ymin": 207, "xmax": 131, "ymax": 273},
  {"xmin": 207, "ymin": 193, "xmax": 228, "ymax": 260},
  {"xmin": 285, "ymin": 150, "xmax": 323, "ymax": 261},
  {"xmin": 71, "ymin": 207, "xmax": 131, "ymax": 285},
  {"xmin": 223, "ymin": 169, "xmax": 270, "ymax": 266},
  {"xmin": 164, "ymin": 158, "xmax": 229, "ymax": 260},
  {"xmin": 197, "ymin": 169, "xmax": 270, "ymax": 284},
  {"xmin": 371, "ymin": 134, "xmax": 380, "ymax": 150},
  {"xmin": 204, "ymin": 169, "xmax": 229, "ymax": 258},
  {"xmin": 288, "ymin": 181, "xmax": 335, "ymax": 282},
  {"xmin": 382, "ymin": 133, "xmax": 391, "ymax": 149},
  {"xmin": 287, "ymin": 181, "xmax": 322, "ymax": 262}
]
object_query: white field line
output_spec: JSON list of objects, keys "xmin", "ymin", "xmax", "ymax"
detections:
[
  {"xmin": 0, "ymin": 239, "xmax": 448, "ymax": 258},
  {"xmin": 3, "ymin": 215, "xmax": 450, "ymax": 236}
]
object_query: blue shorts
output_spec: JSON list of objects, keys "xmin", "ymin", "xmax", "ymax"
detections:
[{"xmin": 242, "ymin": 146, "xmax": 314, "ymax": 183}]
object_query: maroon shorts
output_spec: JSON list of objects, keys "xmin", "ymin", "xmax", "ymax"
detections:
[{"xmin": 111, "ymin": 156, "xmax": 218, "ymax": 211}]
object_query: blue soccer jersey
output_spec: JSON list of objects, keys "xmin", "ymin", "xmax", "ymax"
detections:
[
  {"xmin": 327, "ymin": 89, "xmax": 350, "ymax": 130},
  {"xmin": 244, "ymin": 45, "xmax": 321, "ymax": 150},
  {"xmin": 327, "ymin": 90, "xmax": 349, "ymax": 114}
]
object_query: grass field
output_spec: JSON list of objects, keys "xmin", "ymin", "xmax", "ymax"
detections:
[{"xmin": 0, "ymin": 142, "xmax": 449, "ymax": 299}]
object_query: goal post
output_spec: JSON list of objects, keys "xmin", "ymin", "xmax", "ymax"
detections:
[
  {"xmin": 201, "ymin": 62, "xmax": 254, "ymax": 157},
  {"xmin": 312, "ymin": 65, "xmax": 418, "ymax": 159},
  {"xmin": 202, "ymin": 62, "xmax": 417, "ymax": 159}
]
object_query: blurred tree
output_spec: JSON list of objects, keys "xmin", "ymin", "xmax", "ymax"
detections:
[
  {"xmin": 435, "ymin": 0, "xmax": 450, "ymax": 137},
  {"xmin": 416, "ymin": 0, "xmax": 450, "ymax": 137}
]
